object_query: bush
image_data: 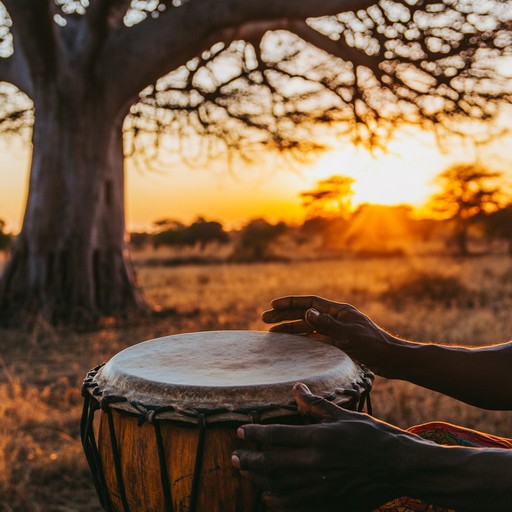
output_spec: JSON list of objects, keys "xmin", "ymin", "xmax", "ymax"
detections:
[
  {"xmin": 231, "ymin": 219, "xmax": 288, "ymax": 262},
  {"xmin": 381, "ymin": 272, "xmax": 475, "ymax": 308},
  {"xmin": 152, "ymin": 218, "xmax": 229, "ymax": 250}
]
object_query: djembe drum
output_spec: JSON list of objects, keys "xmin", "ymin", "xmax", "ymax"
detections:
[{"xmin": 81, "ymin": 331, "xmax": 373, "ymax": 512}]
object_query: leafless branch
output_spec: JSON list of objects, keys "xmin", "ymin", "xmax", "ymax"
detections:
[
  {"xmin": 0, "ymin": 49, "xmax": 32, "ymax": 96},
  {"xmin": 99, "ymin": 0, "xmax": 380, "ymax": 108},
  {"xmin": 3, "ymin": 0, "xmax": 56, "ymax": 78}
]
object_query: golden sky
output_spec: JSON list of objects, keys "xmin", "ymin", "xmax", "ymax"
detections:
[{"xmin": 0, "ymin": 127, "xmax": 509, "ymax": 233}]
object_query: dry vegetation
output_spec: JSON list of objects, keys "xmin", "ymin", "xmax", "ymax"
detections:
[{"xmin": 2, "ymin": 253, "xmax": 512, "ymax": 511}]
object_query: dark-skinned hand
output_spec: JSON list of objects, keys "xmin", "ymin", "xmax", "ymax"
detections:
[
  {"xmin": 232, "ymin": 383, "xmax": 423, "ymax": 511},
  {"xmin": 262, "ymin": 295, "xmax": 400, "ymax": 377}
]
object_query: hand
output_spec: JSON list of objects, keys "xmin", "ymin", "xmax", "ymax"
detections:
[
  {"xmin": 232, "ymin": 383, "xmax": 418, "ymax": 511},
  {"xmin": 262, "ymin": 295, "xmax": 399, "ymax": 377}
]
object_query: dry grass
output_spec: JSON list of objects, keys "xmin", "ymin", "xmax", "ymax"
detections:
[{"xmin": 1, "ymin": 253, "xmax": 512, "ymax": 510}]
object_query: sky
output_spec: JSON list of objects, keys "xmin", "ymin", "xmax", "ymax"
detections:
[{"xmin": 0, "ymin": 124, "xmax": 510, "ymax": 234}]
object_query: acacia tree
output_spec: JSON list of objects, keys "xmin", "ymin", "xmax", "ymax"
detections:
[
  {"xmin": 430, "ymin": 163, "xmax": 505, "ymax": 255},
  {"xmin": 300, "ymin": 175, "xmax": 355, "ymax": 217},
  {"xmin": 0, "ymin": 0, "xmax": 510, "ymax": 325}
]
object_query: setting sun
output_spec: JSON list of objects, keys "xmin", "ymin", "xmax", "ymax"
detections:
[{"xmin": 301, "ymin": 132, "xmax": 453, "ymax": 213}]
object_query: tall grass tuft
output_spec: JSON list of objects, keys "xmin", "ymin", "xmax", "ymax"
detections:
[{"xmin": 0, "ymin": 365, "xmax": 100, "ymax": 512}]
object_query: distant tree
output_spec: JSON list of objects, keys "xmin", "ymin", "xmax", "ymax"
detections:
[
  {"xmin": 233, "ymin": 219, "xmax": 287, "ymax": 261},
  {"xmin": 300, "ymin": 175, "xmax": 355, "ymax": 217},
  {"xmin": 429, "ymin": 163, "xmax": 505, "ymax": 255},
  {"xmin": 0, "ymin": 219, "xmax": 12, "ymax": 251},
  {"xmin": 152, "ymin": 218, "xmax": 184, "ymax": 230},
  {"xmin": 184, "ymin": 218, "xmax": 230, "ymax": 250},
  {"xmin": 482, "ymin": 205, "xmax": 512, "ymax": 255},
  {"xmin": 152, "ymin": 222, "xmax": 187, "ymax": 249},
  {"xmin": 152, "ymin": 218, "xmax": 229, "ymax": 250},
  {"xmin": 129, "ymin": 231, "xmax": 151, "ymax": 250}
]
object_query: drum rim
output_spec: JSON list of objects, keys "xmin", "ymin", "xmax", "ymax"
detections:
[
  {"xmin": 91, "ymin": 330, "xmax": 364, "ymax": 404},
  {"xmin": 82, "ymin": 330, "xmax": 374, "ymax": 426},
  {"xmin": 82, "ymin": 365, "xmax": 374, "ymax": 427}
]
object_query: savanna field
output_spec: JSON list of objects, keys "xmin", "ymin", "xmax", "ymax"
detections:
[{"xmin": 2, "ymin": 250, "xmax": 512, "ymax": 511}]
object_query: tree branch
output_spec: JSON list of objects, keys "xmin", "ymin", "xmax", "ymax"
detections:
[
  {"xmin": 99, "ymin": 0, "xmax": 379, "ymax": 110},
  {"xmin": 286, "ymin": 20, "xmax": 385, "ymax": 80},
  {"xmin": 3, "ymin": 0, "xmax": 56, "ymax": 78},
  {"xmin": 0, "ymin": 45, "xmax": 33, "ymax": 97},
  {"xmin": 85, "ymin": 0, "xmax": 130, "ymax": 31}
]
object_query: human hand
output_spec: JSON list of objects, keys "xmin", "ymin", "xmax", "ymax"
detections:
[
  {"xmin": 232, "ymin": 383, "xmax": 415, "ymax": 511},
  {"xmin": 262, "ymin": 295, "xmax": 399, "ymax": 377}
]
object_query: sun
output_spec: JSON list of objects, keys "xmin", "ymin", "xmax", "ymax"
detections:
[{"xmin": 302, "ymin": 132, "xmax": 455, "ymax": 213}]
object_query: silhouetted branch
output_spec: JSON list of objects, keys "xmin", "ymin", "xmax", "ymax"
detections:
[
  {"xmin": 100, "ymin": 0, "xmax": 379, "ymax": 108},
  {"xmin": 3, "ymin": 0, "xmax": 56, "ymax": 78},
  {"xmin": 0, "ymin": 50, "xmax": 32, "ymax": 96}
]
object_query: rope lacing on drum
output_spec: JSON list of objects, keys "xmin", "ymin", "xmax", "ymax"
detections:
[
  {"xmin": 80, "ymin": 363, "xmax": 105, "ymax": 397},
  {"xmin": 358, "ymin": 365, "xmax": 375, "ymax": 415},
  {"xmin": 130, "ymin": 402, "xmax": 158, "ymax": 425},
  {"xmin": 81, "ymin": 363, "xmax": 375, "ymax": 427},
  {"xmin": 100, "ymin": 395, "xmax": 128, "ymax": 411}
]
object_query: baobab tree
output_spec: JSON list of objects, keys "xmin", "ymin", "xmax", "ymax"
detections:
[{"xmin": 0, "ymin": 0, "xmax": 510, "ymax": 325}]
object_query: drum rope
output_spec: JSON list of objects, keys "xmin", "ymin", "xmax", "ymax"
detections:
[
  {"xmin": 106, "ymin": 407, "xmax": 131, "ymax": 512},
  {"xmin": 154, "ymin": 421, "xmax": 174, "ymax": 512},
  {"xmin": 81, "ymin": 364, "xmax": 375, "ymax": 426},
  {"xmin": 357, "ymin": 366, "xmax": 374, "ymax": 416},
  {"xmin": 81, "ymin": 395, "xmax": 112, "ymax": 511},
  {"xmin": 81, "ymin": 369, "xmax": 113, "ymax": 512},
  {"xmin": 189, "ymin": 414, "xmax": 207, "ymax": 512}
]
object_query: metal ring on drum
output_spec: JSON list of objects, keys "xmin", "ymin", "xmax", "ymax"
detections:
[{"xmin": 81, "ymin": 330, "xmax": 374, "ymax": 512}]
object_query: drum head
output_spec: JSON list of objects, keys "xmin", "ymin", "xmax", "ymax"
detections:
[{"xmin": 93, "ymin": 331, "xmax": 363, "ymax": 410}]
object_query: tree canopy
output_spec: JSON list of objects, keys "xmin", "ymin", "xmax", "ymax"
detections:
[
  {"xmin": 300, "ymin": 175, "xmax": 355, "ymax": 217},
  {"xmin": 430, "ymin": 162, "xmax": 506, "ymax": 254},
  {"xmin": 1, "ymin": 0, "xmax": 511, "ymax": 159}
]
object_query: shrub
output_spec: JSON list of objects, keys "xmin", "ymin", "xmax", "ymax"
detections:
[{"xmin": 381, "ymin": 272, "xmax": 475, "ymax": 308}]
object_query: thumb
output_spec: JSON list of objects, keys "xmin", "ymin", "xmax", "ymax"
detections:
[
  {"xmin": 292, "ymin": 383, "xmax": 346, "ymax": 423},
  {"xmin": 305, "ymin": 308, "xmax": 345, "ymax": 341}
]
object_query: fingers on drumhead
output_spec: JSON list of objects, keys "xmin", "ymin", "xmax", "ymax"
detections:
[
  {"xmin": 305, "ymin": 308, "xmax": 339, "ymax": 331},
  {"xmin": 270, "ymin": 295, "xmax": 332, "ymax": 311},
  {"xmin": 261, "ymin": 308, "xmax": 305, "ymax": 323},
  {"xmin": 269, "ymin": 320, "xmax": 313, "ymax": 335}
]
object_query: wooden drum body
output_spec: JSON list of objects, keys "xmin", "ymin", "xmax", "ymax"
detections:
[{"xmin": 81, "ymin": 331, "xmax": 373, "ymax": 512}]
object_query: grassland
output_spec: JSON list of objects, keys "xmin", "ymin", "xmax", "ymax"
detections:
[{"xmin": 1, "ymin": 252, "xmax": 512, "ymax": 511}]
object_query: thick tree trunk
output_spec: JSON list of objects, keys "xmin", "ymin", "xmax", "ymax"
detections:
[{"xmin": 0, "ymin": 82, "xmax": 149, "ymax": 326}]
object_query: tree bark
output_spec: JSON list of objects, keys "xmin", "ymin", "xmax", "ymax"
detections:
[{"xmin": 0, "ymin": 81, "xmax": 148, "ymax": 326}]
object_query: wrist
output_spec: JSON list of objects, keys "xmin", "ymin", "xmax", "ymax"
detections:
[
  {"xmin": 396, "ymin": 437, "xmax": 466, "ymax": 504},
  {"xmin": 376, "ymin": 335, "xmax": 415, "ymax": 379}
]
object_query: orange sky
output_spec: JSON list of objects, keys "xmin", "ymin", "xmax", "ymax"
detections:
[{"xmin": 0, "ymin": 127, "xmax": 510, "ymax": 233}]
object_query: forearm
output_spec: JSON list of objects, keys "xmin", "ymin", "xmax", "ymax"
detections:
[
  {"xmin": 385, "ymin": 338, "xmax": 512, "ymax": 410},
  {"xmin": 400, "ymin": 440, "xmax": 512, "ymax": 511}
]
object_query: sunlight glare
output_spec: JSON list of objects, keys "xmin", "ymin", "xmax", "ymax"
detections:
[{"xmin": 302, "ymin": 133, "xmax": 457, "ymax": 213}]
